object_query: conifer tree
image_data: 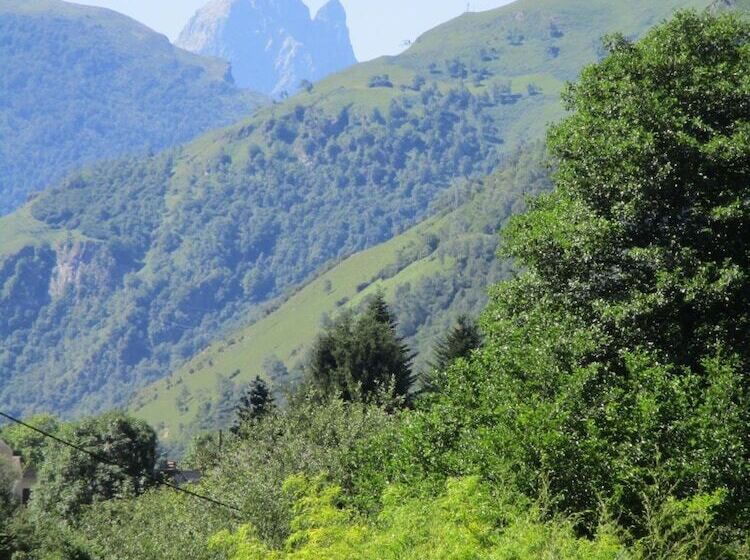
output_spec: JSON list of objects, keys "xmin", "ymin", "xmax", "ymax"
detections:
[
  {"xmin": 432, "ymin": 315, "xmax": 482, "ymax": 372},
  {"xmin": 232, "ymin": 376, "xmax": 275, "ymax": 434},
  {"xmin": 421, "ymin": 315, "xmax": 482, "ymax": 395},
  {"xmin": 307, "ymin": 294, "xmax": 414, "ymax": 403}
]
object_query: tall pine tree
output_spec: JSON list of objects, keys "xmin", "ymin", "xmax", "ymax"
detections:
[
  {"xmin": 432, "ymin": 315, "xmax": 482, "ymax": 371},
  {"xmin": 232, "ymin": 376, "xmax": 275, "ymax": 434},
  {"xmin": 307, "ymin": 294, "xmax": 413, "ymax": 403}
]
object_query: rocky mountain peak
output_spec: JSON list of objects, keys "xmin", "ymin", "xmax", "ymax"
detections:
[
  {"xmin": 176, "ymin": 0, "xmax": 357, "ymax": 98},
  {"xmin": 314, "ymin": 0, "xmax": 347, "ymax": 25}
]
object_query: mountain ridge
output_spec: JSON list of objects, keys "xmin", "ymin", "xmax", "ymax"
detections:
[
  {"xmin": 0, "ymin": 0, "xmax": 266, "ymax": 215},
  {"xmin": 131, "ymin": 145, "xmax": 552, "ymax": 450}
]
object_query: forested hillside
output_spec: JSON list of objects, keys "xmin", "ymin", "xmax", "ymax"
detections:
[
  {"xmin": 1, "ymin": 11, "xmax": 747, "ymax": 558},
  {"xmin": 0, "ymin": 0, "xmax": 720, "ymax": 420},
  {"xmin": 131, "ymin": 146, "xmax": 552, "ymax": 450},
  {"xmin": 0, "ymin": 0, "xmax": 265, "ymax": 215}
]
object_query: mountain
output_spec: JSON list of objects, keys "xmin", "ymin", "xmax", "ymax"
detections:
[
  {"xmin": 0, "ymin": 0, "xmax": 266, "ymax": 215},
  {"xmin": 176, "ymin": 0, "xmax": 357, "ymax": 98},
  {"xmin": 0, "ymin": 0, "xmax": 725, "ymax": 421}
]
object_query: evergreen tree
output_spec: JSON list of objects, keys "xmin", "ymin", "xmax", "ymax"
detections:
[
  {"xmin": 307, "ymin": 295, "xmax": 414, "ymax": 403},
  {"xmin": 432, "ymin": 315, "xmax": 482, "ymax": 371},
  {"xmin": 232, "ymin": 377, "xmax": 276, "ymax": 434},
  {"xmin": 421, "ymin": 316, "xmax": 482, "ymax": 395}
]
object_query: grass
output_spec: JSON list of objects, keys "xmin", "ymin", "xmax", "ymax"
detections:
[{"xmin": 0, "ymin": 206, "xmax": 86, "ymax": 258}]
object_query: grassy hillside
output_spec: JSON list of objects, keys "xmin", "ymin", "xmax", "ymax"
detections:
[
  {"xmin": 129, "ymin": 146, "xmax": 550, "ymax": 450},
  {"xmin": 0, "ymin": 0, "xmax": 265, "ymax": 215},
  {"xmin": 0, "ymin": 0, "xmax": 723, "ymax": 422}
]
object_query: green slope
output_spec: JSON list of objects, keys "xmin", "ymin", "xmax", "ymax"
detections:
[
  {"xmin": 0, "ymin": 0, "xmax": 726, "ymax": 422},
  {"xmin": 130, "ymin": 146, "xmax": 552, "ymax": 450},
  {"xmin": 132, "ymin": 213, "xmax": 443, "ymax": 442},
  {"xmin": 0, "ymin": 0, "xmax": 265, "ymax": 215}
]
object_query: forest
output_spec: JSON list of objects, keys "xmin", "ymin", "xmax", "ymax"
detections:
[
  {"xmin": 0, "ymin": 0, "xmax": 716, "ymax": 428},
  {"xmin": 131, "ymin": 143, "xmax": 552, "ymax": 453},
  {"xmin": 0, "ymin": 9, "xmax": 748, "ymax": 559}
]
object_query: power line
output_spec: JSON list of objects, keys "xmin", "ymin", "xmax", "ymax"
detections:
[{"xmin": 0, "ymin": 411, "xmax": 241, "ymax": 516}]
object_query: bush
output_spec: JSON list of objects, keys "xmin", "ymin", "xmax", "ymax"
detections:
[{"xmin": 209, "ymin": 476, "xmax": 627, "ymax": 559}]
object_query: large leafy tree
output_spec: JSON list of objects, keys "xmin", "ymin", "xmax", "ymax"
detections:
[
  {"xmin": 397, "ymin": 10, "xmax": 750, "ymax": 536},
  {"xmin": 307, "ymin": 295, "xmax": 414, "ymax": 402},
  {"xmin": 30, "ymin": 412, "xmax": 157, "ymax": 520},
  {"xmin": 518, "ymin": 12, "xmax": 750, "ymax": 371}
]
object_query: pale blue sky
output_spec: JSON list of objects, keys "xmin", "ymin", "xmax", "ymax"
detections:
[{"xmin": 76, "ymin": 0, "xmax": 515, "ymax": 61}]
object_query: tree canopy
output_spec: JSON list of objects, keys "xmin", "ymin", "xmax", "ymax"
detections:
[
  {"xmin": 307, "ymin": 295, "xmax": 414, "ymax": 402},
  {"xmin": 31, "ymin": 412, "xmax": 157, "ymax": 520},
  {"xmin": 395, "ymin": 9, "xmax": 750, "ymax": 535}
]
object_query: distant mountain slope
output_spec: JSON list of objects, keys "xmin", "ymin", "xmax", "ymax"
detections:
[
  {"xmin": 131, "ymin": 146, "xmax": 551, "ymax": 451},
  {"xmin": 0, "ymin": 0, "xmax": 266, "ymax": 215},
  {"xmin": 176, "ymin": 0, "xmax": 357, "ymax": 97},
  {"xmin": 0, "ymin": 0, "xmax": 724, "ymax": 420}
]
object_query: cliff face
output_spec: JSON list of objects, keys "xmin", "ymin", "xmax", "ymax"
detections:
[
  {"xmin": 176, "ymin": 0, "xmax": 357, "ymax": 97},
  {"xmin": 0, "ymin": 239, "xmax": 131, "ymax": 416},
  {"xmin": 48, "ymin": 241, "xmax": 121, "ymax": 300}
]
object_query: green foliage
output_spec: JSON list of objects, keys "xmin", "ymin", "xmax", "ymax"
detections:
[
  {"xmin": 368, "ymin": 74, "xmax": 393, "ymax": 88},
  {"xmin": 200, "ymin": 396, "xmax": 400, "ymax": 546},
  {"xmin": 0, "ymin": 0, "xmax": 710, "ymax": 422},
  {"xmin": 307, "ymin": 294, "xmax": 414, "ymax": 402},
  {"xmin": 30, "ymin": 412, "xmax": 157, "ymax": 521},
  {"xmin": 209, "ymin": 476, "xmax": 627, "ymax": 559},
  {"xmin": 5, "ymin": 510, "xmax": 92, "ymax": 560},
  {"xmin": 516, "ymin": 10, "xmax": 750, "ymax": 373},
  {"xmin": 232, "ymin": 376, "xmax": 276, "ymax": 434},
  {"xmin": 76, "ymin": 487, "xmax": 228, "ymax": 560},
  {"xmin": 0, "ymin": 457, "xmax": 18, "ymax": 555},
  {"xmin": 421, "ymin": 315, "xmax": 482, "ymax": 394},
  {"xmin": 0, "ymin": 0, "xmax": 264, "ymax": 215},
  {"xmin": 0, "ymin": 83, "xmax": 506, "ymax": 419},
  {"xmin": 3, "ymin": 5, "xmax": 750, "ymax": 559},
  {"xmin": 133, "ymin": 144, "xmax": 552, "ymax": 451},
  {"xmin": 0, "ymin": 414, "xmax": 60, "ymax": 470},
  {"xmin": 390, "ymin": 9, "xmax": 750, "ymax": 537}
]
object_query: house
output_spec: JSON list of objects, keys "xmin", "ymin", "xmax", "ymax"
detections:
[
  {"xmin": 161, "ymin": 460, "xmax": 201, "ymax": 487},
  {"xmin": 0, "ymin": 439, "xmax": 37, "ymax": 505}
]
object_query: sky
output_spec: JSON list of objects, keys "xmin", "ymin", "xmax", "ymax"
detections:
[{"xmin": 76, "ymin": 0, "xmax": 516, "ymax": 61}]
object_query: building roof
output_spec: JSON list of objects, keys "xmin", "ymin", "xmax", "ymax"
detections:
[{"xmin": 0, "ymin": 439, "xmax": 13, "ymax": 459}]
